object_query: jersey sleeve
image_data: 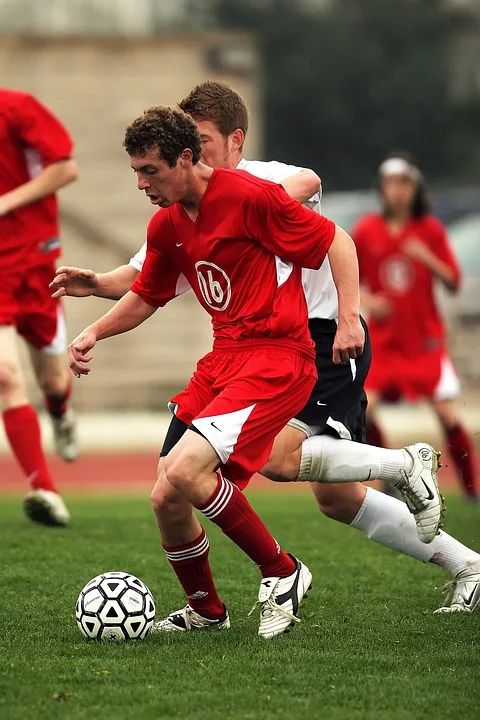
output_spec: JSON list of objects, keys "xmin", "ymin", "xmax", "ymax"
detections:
[
  {"xmin": 428, "ymin": 219, "xmax": 462, "ymax": 289},
  {"xmin": 129, "ymin": 242, "xmax": 147, "ymax": 272},
  {"xmin": 130, "ymin": 214, "xmax": 183, "ymax": 308},
  {"xmin": 11, "ymin": 93, "xmax": 73, "ymax": 165},
  {"xmin": 246, "ymin": 184, "xmax": 335, "ymax": 269},
  {"xmin": 245, "ymin": 160, "xmax": 321, "ymax": 213}
]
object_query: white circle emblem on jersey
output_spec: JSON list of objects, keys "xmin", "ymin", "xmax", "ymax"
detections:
[
  {"xmin": 380, "ymin": 255, "xmax": 414, "ymax": 294},
  {"xmin": 195, "ymin": 261, "xmax": 232, "ymax": 311}
]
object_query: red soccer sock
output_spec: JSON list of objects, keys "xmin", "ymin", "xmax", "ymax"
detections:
[
  {"xmin": 446, "ymin": 423, "xmax": 477, "ymax": 498},
  {"xmin": 163, "ymin": 528, "xmax": 225, "ymax": 619},
  {"xmin": 367, "ymin": 419, "xmax": 387, "ymax": 448},
  {"xmin": 198, "ymin": 473, "xmax": 296, "ymax": 579},
  {"xmin": 3, "ymin": 405, "xmax": 58, "ymax": 493},
  {"xmin": 44, "ymin": 377, "xmax": 72, "ymax": 419}
]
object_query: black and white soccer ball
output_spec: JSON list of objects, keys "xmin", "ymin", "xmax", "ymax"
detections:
[{"xmin": 76, "ymin": 571, "xmax": 156, "ymax": 641}]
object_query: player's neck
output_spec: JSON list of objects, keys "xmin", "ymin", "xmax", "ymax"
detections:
[
  {"xmin": 180, "ymin": 162, "xmax": 215, "ymax": 222},
  {"xmin": 385, "ymin": 211, "xmax": 411, "ymax": 233}
]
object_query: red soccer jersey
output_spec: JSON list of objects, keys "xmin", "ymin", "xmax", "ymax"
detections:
[
  {"xmin": 132, "ymin": 169, "xmax": 336, "ymax": 354},
  {"xmin": 353, "ymin": 213, "xmax": 461, "ymax": 356},
  {"xmin": 0, "ymin": 88, "xmax": 73, "ymax": 269}
]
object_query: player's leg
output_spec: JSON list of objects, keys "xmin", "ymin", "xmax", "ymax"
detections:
[
  {"xmin": 150, "ymin": 414, "xmax": 228, "ymax": 631},
  {"xmin": 0, "ymin": 324, "xmax": 69, "ymax": 526},
  {"xmin": 365, "ymin": 389, "xmax": 388, "ymax": 447},
  {"xmin": 163, "ymin": 348, "xmax": 317, "ymax": 637},
  {"xmin": 433, "ymin": 397, "xmax": 477, "ymax": 500},
  {"xmin": 20, "ymin": 263, "xmax": 78, "ymax": 462}
]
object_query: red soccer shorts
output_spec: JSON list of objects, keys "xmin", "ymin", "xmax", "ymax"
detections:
[
  {"xmin": 365, "ymin": 346, "xmax": 460, "ymax": 402},
  {"xmin": 0, "ymin": 260, "xmax": 66, "ymax": 353},
  {"xmin": 169, "ymin": 341, "xmax": 317, "ymax": 489}
]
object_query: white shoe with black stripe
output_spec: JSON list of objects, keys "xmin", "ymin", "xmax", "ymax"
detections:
[
  {"xmin": 251, "ymin": 555, "xmax": 312, "ymax": 639},
  {"xmin": 152, "ymin": 604, "xmax": 230, "ymax": 632},
  {"xmin": 393, "ymin": 443, "xmax": 443, "ymax": 544},
  {"xmin": 434, "ymin": 559, "xmax": 480, "ymax": 613}
]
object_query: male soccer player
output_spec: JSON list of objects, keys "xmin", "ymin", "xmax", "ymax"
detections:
[
  {"xmin": 354, "ymin": 152, "xmax": 478, "ymax": 501},
  {"xmin": 53, "ymin": 83, "xmax": 478, "ymax": 617},
  {"xmin": 0, "ymin": 88, "xmax": 79, "ymax": 526}
]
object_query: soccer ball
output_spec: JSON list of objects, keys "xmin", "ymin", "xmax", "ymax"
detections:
[{"xmin": 76, "ymin": 571, "xmax": 156, "ymax": 641}]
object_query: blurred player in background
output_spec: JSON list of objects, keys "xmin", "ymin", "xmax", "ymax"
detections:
[
  {"xmin": 0, "ymin": 88, "xmax": 79, "ymax": 526},
  {"xmin": 52, "ymin": 84, "xmax": 480, "ymax": 617},
  {"xmin": 354, "ymin": 152, "xmax": 478, "ymax": 501}
]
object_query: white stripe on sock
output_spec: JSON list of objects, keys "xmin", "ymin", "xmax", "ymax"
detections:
[
  {"xmin": 202, "ymin": 477, "xmax": 233, "ymax": 518},
  {"xmin": 164, "ymin": 534, "xmax": 209, "ymax": 562}
]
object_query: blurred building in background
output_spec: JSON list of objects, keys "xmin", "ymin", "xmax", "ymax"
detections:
[{"xmin": 0, "ymin": 0, "xmax": 478, "ymax": 411}]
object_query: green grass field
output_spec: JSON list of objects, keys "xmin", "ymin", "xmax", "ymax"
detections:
[{"xmin": 1, "ymin": 490, "xmax": 479, "ymax": 720}]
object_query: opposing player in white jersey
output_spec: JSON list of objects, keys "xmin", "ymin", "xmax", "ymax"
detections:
[{"xmin": 52, "ymin": 82, "xmax": 479, "ymax": 617}]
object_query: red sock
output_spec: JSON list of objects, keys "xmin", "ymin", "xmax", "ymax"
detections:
[
  {"xmin": 163, "ymin": 528, "xmax": 224, "ymax": 619},
  {"xmin": 44, "ymin": 378, "xmax": 72, "ymax": 419},
  {"xmin": 198, "ymin": 473, "xmax": 296, "ymax": 578},
  {"xmin": 446, "ymin": 424, "xmax": 477, "ymax": 498},
  {"xmin": 3, "ymin": 405, "xmax": 58, "ymax": 493},
  {"xmin": 367, "ymin": 419, "xmax": 387, "ymax": 448}
]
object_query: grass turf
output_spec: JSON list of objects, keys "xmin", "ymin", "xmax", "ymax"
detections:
[{"xmin": 0, "ymin": 490, "xmax": 479, "ymax": 720}]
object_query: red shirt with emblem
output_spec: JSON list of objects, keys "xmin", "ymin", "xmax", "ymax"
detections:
[
  {"xmin": 0, "ymin": 88, "xmax": 73, "ymax": 269},
  {"xmin": 132, "ymin": 168, "xmax": 336, "ymax": 356},
  {"xmin": 352, "ymin": 213, "xmax": 461, "ymax": 356}
]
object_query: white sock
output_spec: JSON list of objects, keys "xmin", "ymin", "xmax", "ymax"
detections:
[
  {"xmin": 351, "ymin": 487, "xmax": 479, "ymax": 575},
  {"xmin": 298, "ymin": 435, "xmax": 412, "ymax": 484}
]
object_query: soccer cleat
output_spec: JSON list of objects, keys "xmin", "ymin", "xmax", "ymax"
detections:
[
  {"xmin": 434, "ymin": 559, "xmax": 480, "ymax": 613},
  {"xmin": 251, "ymin": 555, "xmax": 312, "ymax": 639},
  {"xmin": 23, "ymin": 489, "xmax": 70, "ymax": 527},
  {"xmin": 152, "ymin": 604, "xmax": 230, "ymax": 632},
  {"xmin": 393, "ymin": 443, "xmax": 443, "ymax": 544},
  {"xmin": 52, "ymin": 409, "xmax": 79, "ymax": 462}
]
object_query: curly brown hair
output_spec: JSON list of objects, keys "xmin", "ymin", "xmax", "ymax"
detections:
[
  {"xmin": 123, "ymin": 106, "xmax": 201, "ymax": 167},
  {"xmin": 179, "ymin": 81, "xmax": 249, "ymax": 149}
]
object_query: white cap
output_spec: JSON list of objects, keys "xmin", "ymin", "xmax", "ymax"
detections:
[{"xmin": 379, "ymin": 157, "xmax": 421, "ymax": 181}]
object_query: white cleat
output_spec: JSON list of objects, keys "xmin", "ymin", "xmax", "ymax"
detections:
[
  {"xmin": 152, "ymin": 604, "xmax": 230, "ymax": 632},
  {"xmin": 393, "ymin": 443, "xmax": 443, "ymax": 544},
  {"xmin": 252, "ymin": 555, "xmax": 312, "ymax": 639},
  {"xmin": 434, "ymin": 559, "xmax": 480, "ymax": 613},
  {"xmin": 23, "ymin": 489, "xmax": 70, "ymax": 527},
  {"xmin": 52, "ymin": 409, "xmax": 79, "ymax": 462}
]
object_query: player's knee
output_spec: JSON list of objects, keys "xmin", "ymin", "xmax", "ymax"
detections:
[
  {"xmin": 311, "ymin": 483, "xmax": 364, "ymax": 524},
  {"xmin": 39, "ymin": 368, "xmax": 67, "ymax": 397},
  {"xmin": 261, "ymin": 450, "xmax": 300, "ymax": 482},
  {"xmin": 151, "ymin": 483, "xmax": 188, "ymax": 521},
  {"xmin": 0, "ymin": 358, "xmax": 23, "ymax": 397},
  {"xmin": 163, "ymin": 452, "xmax": 198, "ymax": 492}
]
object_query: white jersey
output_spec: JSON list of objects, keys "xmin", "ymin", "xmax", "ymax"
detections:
[{"xmin": 129, "ymin": 158, "xmax": 338, "ymax": 320}]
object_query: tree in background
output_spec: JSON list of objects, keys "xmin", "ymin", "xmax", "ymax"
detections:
[{"xmin": 211, "ymin": 0, "xmax": 480, "ymax": 190}]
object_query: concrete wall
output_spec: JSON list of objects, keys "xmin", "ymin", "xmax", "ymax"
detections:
[{"xmin": 0, "ymin": 34, "xmax": 262, "ymax": 409}]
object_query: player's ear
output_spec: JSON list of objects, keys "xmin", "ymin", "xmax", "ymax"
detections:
[
  {"xmin": 229, "ymin": 128, "xmax": 244, "ymax": 153},
  {"xmin": 179, "ymin": 148, "xmax": 194, "ymax": 167}
]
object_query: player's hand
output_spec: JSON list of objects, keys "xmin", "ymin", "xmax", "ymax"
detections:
[
  {"xmin": 333, "ymin": 316, "xmax": 365, "ymax": 365},
  {"xmin": 50, "ymin": 266, "xmax": 99, "ymax": 298},
  {"xmin": 68, "ymin": 328, "xmax": 96, "ymax": 378},
  {"xmin": 403, "ymin": 238, "xmax": 435, "ymax": 267},
  {"xmin": 367, "ymin": 294, "xmax": 392, "ymax": 321}
]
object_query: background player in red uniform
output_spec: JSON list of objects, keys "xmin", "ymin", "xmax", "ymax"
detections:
[
  {"xmin": 0, "ymin": 88, "xmax": 79, "ymax": 526},
  {"xmin": 354, "ymin": 152, "xmax": 477, "ymax": 499}
]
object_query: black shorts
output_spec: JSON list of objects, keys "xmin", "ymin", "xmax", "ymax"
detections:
[{"xmin": 291, "ymin": 316, "xmax": 371, "ymax": 443}]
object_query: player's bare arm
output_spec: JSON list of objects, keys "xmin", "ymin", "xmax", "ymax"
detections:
[
  {"xmin": 68, "ymin": 290, "xmax": 156, "ymax": 377},
  {"xmin": 0, "ymin": 158, "xmax": 78, "ymax": 217},
  {"xmin": 50, "ymin": 264, "xmax": 139, "ymax": 300},
  {"xmin": 402, "ymin": 238, "xmax": 459, "ymax": 292},
  {"xmin": 328, "ymin": 227, "xmax": 365, "ymax": 364},
  {"xmin": 281, "ymin": 169, "xmax": 321, "ymax": 205}
]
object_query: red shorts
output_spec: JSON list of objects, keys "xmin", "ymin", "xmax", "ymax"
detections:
[
  {"xmin": 170, "ymin": 341, "xmax": 317, "ymax": 489},
  {"xmin": 365, "ymin": 346, "xmax": 460, "ymax": 402},
  {"xmin": 0, "ymin": 261, "xmax": 66, "ymax": 353}
]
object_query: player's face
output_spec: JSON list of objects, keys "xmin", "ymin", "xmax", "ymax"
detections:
[
  {"xmin": 130, "ymin": 148, "xmax": 190, "ymax": 207},
  {"xmin": 381, "ymin": 174, "xmax": 417, "ymax": 216},
  {"xmin": 196, "ymin": 120, "xmax": 236, "ymax": 169}
]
